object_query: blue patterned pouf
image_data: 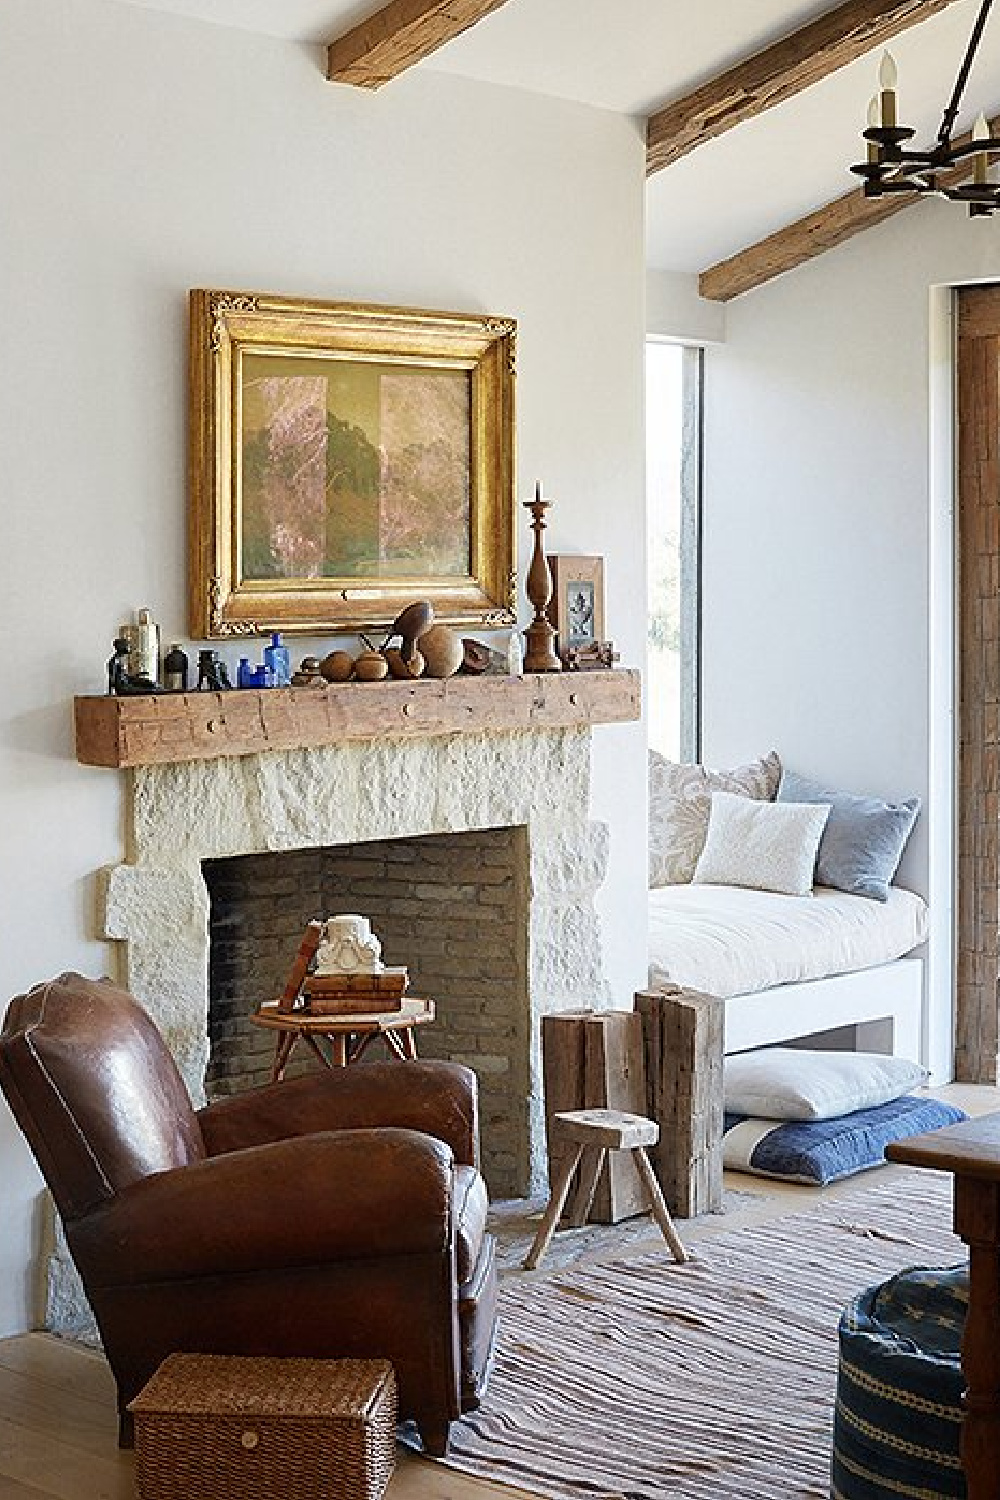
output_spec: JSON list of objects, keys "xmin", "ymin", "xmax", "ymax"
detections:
[{"xmin": 831, "ymin": 1265, "xmax": 968, "ymax": 1499}]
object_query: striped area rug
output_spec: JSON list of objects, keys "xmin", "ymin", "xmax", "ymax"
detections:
[{"xmin": 441, "ymin": 1169, "xmax": 962, "ymax": 1500}]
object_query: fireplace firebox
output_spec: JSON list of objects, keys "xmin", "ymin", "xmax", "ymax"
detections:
[{"xmin": 203, "ymin": 828, "xmax": 529, "ymax": 1195}]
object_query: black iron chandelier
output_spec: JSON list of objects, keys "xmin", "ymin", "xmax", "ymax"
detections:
[{"xmin": 852, "ymin": 0, "xmax": 999, "ymax": 215}]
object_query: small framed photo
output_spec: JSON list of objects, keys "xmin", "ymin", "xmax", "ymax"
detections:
[{"xmin": 547, "ymin": 556, "xmax": 605, "ymax": 655}]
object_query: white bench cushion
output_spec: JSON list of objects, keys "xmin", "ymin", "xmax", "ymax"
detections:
[{"xmin": 648, "ymin": 882, "xmax": 928, "ymax": 1001}]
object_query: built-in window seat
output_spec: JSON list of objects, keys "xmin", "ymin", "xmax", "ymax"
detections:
[
  {"xmin": 648, "ymin": 881, "xmax": 928, "ymax": 1060},
  {"xmin": 647, "ymin": 750, "xmax": 927, "ymax": 1064}
]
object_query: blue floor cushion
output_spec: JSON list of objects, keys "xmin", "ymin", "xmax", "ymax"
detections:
[
  {"xmin": 832, "ymin": 1264, "xmax": 967, "ymax": 1498},
  {"xmin": 722, "ymin": 1096, "xmax": 967, "ymax": 1185}
]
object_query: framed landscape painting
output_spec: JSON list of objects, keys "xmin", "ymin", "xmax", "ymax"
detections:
[{"xmin": 189, "ymin": 290, "xmax": 517, "ymax": 637}]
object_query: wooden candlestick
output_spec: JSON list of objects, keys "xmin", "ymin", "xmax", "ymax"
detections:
[{"xmin": 522, "ymin": 482, "xmax": 562, "ymax": 673}]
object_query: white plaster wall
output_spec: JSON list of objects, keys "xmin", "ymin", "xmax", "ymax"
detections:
[
  {"xmin": 646, "ymin": 269, "xmax": 726, "ymax": 344},
  {"xmin": 701, "ymin": 197, "xmax": 1000, "ymax": 1082},
  {"xmin": 0, "ymin": 0, "xmax": 646, "ymax": 1335}
]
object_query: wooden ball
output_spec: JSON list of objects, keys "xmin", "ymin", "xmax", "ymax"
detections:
[
  {"xmin": 353, "ymin": 649, "xmax": 389, "ymax": 682},
  {"xmin": 419, "ymin": 623, "xmax": 464, "ymax": 678},
  {"xmin": 385, "ymin": 647, "xmax": 425, "ymax": 679},
  {"xmin": 320, "ymin": 650, "xmax": 354, "ymax": 682}
]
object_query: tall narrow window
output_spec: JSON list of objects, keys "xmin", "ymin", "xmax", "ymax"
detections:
[{"xmin": 646, "ymin": 341, "xmax": 702, "ymax": 761}]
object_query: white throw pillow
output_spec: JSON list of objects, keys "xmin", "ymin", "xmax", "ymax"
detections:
[
  {"xmin": 648, "ymin": 749, "xmax": 781, "ymax": 888},
  {"xmin": 724, "ymin": 1047, "xmax": 928, "ymax": 1122},
  {"xmin": 692, "ymin": 791, "xmax": 830, "ymax": 897}
]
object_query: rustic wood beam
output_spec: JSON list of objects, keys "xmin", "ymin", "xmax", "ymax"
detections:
[
  {"xmin": 698, "ymin": 116, "xmax": 999, "ymax": 302},
  {"xmin": 327, "ymin": 0, "xmax": 513, "ymax": 89},
  {"xmin": 647, "ymin": 0, "xmax": 964, "ymax": 176}
]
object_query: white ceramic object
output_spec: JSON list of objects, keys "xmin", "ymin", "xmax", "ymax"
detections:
[{"xmin": 314, "ymin": 913, "xmax": 384, "ymax": 973}]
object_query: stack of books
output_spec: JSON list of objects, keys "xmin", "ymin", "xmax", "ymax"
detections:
[{"xmin": 301, "ymin": 967, "xmax": 410, "ymax": 1015}]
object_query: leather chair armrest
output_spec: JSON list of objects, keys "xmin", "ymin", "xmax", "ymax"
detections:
[
  {"xmin": 197, "ymin": 1060, "xmax": 479, "ymax": 1168},
  {"xmin": 71, "ymin": 1127, "xmax": 453, "ymax": 1289}
]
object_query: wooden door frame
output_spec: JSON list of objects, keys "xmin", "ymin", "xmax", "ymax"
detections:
[{"xmin": 956, "ymin": 285, "xmax": 1000, "ymax": 1083}]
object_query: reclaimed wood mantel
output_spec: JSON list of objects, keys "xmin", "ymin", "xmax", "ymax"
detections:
[{"xmin": 75, "ymin": 668, "xmax": 641, "ymax": 769}]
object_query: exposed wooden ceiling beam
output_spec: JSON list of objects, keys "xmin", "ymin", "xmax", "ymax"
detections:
[
  {"xmin": 647, "ymin": 0, "xmax": 964, "ymax": 176},
  {"xmin": 698, "ymin": 117, "xmax": 998, "ymax": 302},
  {"xmin": 327, "ymin": 0, "xmax": 513, "ymax": 89}
]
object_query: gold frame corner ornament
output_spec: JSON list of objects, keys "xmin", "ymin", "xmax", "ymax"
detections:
[{"xmin": 189, "ymin": 289, "xmax": 517, "ymax": 639}]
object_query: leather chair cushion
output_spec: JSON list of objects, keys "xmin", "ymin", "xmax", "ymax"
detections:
[{"xmin": 453, "ymin": 1164, "xmax": 489, "ymax": 1285}]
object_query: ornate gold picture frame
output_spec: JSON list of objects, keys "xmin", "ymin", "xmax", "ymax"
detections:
[{"xmin": 189, "ymin": 289, "xmax": 517, "ymax": 637}]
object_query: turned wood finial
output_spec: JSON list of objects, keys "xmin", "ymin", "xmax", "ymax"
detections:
[{"xmin": 522, "ymin": 480, "xmax": 562, "ymax": 673}]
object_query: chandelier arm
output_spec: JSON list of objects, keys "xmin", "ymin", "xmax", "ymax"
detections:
[
  {"xmin": 937, "ymin": 0, "xmax": 995, "ymax": 148},
  {"xmin": 940, "ymin": 134, "xmax": 1000, "ymax": 163}
]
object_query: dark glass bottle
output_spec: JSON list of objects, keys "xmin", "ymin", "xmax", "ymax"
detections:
[{"xmin": 163, "ymin": 643, "xmax": 189, "ymax": 692}]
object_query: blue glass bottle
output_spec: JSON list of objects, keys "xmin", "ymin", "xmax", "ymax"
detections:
[{"xmin": 264, "ymin": 631, "xmax": 291, "ymax": 687}]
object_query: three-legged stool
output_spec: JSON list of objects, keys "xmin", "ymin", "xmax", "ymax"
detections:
[{"xmin": 523, "ymin": 1108, "xmax": 689, "ymax": 1270}]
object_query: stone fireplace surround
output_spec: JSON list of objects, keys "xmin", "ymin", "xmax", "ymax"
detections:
[{"xmin": 105, "ymin": 724, "xmax": 610, "ymax": 1155}]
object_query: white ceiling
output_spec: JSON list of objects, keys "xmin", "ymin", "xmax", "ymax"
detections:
[{"xmin": 110, "ymin": 0, "xmax": 998, "ymax": 276}]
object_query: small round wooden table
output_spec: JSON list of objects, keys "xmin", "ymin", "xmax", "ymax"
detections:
[{"xmin": 251, "ymin": 996, "xmax": 436, "ymax": 1082}]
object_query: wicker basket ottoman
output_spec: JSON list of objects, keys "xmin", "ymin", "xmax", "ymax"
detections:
[{"xmin": 129, "ymin": 1354, "xmax": 396, "ymax": 1500}]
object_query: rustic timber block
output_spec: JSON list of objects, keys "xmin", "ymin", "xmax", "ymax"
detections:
[
  {"xmin": 584, "ymin": 1011, "xmax": 647, "ymax": 1223},
  {"xmin": 540, "ymin": 1010, "xmax": 647, "ymax": 1225},
  {"xmin": 74, "ymin": 670, "xmax": 641, "ymax": 769},
  {"xmin": 635, "ymin": 985, "xmax": 724, "ymax": 1219},
  {"xmin": 542, "ymin": 1011, "xmax": 592, "ymax": 1221}
]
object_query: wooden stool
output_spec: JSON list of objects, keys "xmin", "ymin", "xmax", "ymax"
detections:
[
  {"xmin": 251, "ymin": 997, "xmax": 435, "ymax": 1082},
  {"xmin": 523, "ymin": 1108, "xmax": 689, "ymax": 1270}
]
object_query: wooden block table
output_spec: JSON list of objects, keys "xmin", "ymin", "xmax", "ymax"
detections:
[
  {"xmin": 252, "ymin": 996, "xmax": 435, "ymax": 1082},
  {"xmin": 523, "ymin": 1108, "xmax": 689, "ymax": 1270},
  {"xmin": 635, "ymin": 985, "xmax": 725, "ymax": 1218}
]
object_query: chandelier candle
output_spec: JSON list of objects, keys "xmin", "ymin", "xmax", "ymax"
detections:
[
  {"xmin": 974, "ymin": 112, "xmax": 990, "ymax": 185},
  {"xmin": 852, "ymin": 0, "xmax": 1000, "ymax": 217},
  {"xmin": 867, "ymin": 97, "xmax": 880, "ymax": 165},
  {"xmin": 879, "ymin": 52, "xmax": 897, "ymax": 129}
]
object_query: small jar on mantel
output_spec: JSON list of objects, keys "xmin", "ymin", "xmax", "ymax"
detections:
[{"xmin": 163, "ymin": 643, "xmax": 189, "ymax": 692}]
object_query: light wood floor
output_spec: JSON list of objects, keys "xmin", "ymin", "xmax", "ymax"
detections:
[{"xmin": 2, "ymin": 1082, "xmax": 994, "ymax": 1500}]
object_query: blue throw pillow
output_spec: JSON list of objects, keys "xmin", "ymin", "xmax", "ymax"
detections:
[
  {"xmin": 777, "ymin": 769, "xmax": 919, "ymax": 901},
  {"xmin": 723, "ymin": 1096, "xmax": 966, "ymax": 1186}
]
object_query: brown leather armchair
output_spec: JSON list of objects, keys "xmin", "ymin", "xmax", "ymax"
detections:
[{"xmin": 0, "ymin": 973, "xmax": 497, "ymax": 1455}]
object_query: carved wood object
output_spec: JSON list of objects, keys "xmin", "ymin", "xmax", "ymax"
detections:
[{"xmin": 521, "ymin": 482, "xmax": 562, "ymax": 674}]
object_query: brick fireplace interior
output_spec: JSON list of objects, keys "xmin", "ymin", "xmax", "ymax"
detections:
[{"xmin": 202, "ymin": 827, "xmax": 530, "ymax": 1197}]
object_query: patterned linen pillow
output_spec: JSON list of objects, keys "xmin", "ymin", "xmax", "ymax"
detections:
[
  {"xmin": 648, "ymin": 749, "xmax": 781, "ymax": 888},
  {"xmin": 692, "ymin": 791, "xmax": 830, "ymax": 897}
]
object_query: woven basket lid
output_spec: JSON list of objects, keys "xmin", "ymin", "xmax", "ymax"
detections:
[{"xmin": 128, "ymin": 1355, "xmax": 394, "ymax": 1420}]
